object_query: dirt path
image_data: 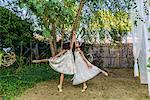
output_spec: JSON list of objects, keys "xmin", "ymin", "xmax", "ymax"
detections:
[{"xmin": 15, "ymin": 69, "xmax": 149, "ymax": 100}]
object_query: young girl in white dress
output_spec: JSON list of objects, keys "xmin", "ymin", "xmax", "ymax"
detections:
[
  {"xmin": 73, "ymin": 41, "xmax": 108, "ymax": 92},
  {"xmin": 33, "ymin": 42, "xmax": 75, "ymax": 92},
  {"xmin": 32, "ymin": 32, "xmax": 76, "ymax": 92},
  {"xmin": 49, "ymin": 42, "xmax": 75, "ymax": 75},
  {"xmin": 49, "ymin": 32, "xmax": 76, "ymax": 92}
]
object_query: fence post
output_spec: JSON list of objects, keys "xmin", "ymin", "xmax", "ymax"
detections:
[{"xmin": 30, "ymin": 40, "xmax": 32, "ymax": 65}]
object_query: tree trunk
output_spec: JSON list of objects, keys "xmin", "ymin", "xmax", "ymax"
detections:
[
  {"xmin": 60, "ymin": 24, "xmax": 65, "ymax": 50},
  {"xmin": 49, "ymin": 38, "xmax": 55, "ymax": 56},
  {"xmin": 72, "ymin": 0, "xmax": 85, "ymax": 32},
  {"xmin": 51, "ymin": 23, "xmax": 57, "ymax": 53},
  {"xmin": 42, "ymin": 15, "xmax": 56, "ymax": 56}
]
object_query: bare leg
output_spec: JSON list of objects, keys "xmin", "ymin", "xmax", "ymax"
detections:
[
  {"xmin": 81, "ymin": 82, "xmax": 88, "ymax": 92},
  {"xmin": 58, "ymin": 73, "xmax": 64, "ymax": 92},
  {"xmin": 32, "ymin": 59, "xmax": 49, "ymax": 63}
]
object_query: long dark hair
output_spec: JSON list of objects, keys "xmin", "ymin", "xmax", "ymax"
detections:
[
  {"xmin": 62, "ymin": 42, "xmax": 70, "ymax": 50},
  {"xmin": 72, "ymin": 42, "xmax": 76, "ymax": 61}
]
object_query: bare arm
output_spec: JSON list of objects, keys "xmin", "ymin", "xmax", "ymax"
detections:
[
  {"xmin": 78, "ymin": 49, "xmax": 108, "ymax": 76},
  {"xmin": 78, "ymin": 49, "xmax": 91, "ymax": 67},
  {"xmin": 32, "ymin": 50, "xmax": 67, "ymax": 63},
  {"xmin": 54, "ymin": 49, "xmax": 67, "ymax": 58},
  {"xmin": 70, "ymin": 39, "xmax": 74, "ymax": 50}
]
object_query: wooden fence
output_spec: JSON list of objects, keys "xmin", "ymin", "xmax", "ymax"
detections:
[
  {"xmin": 10, "ymin": 41, "xmax": 134, "ymax": 68},
  {"xmin": 87, "ymin": 43, "xmax": 134, "ymax": 68}
]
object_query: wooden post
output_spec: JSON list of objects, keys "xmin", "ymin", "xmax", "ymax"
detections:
[
  {"xmin": 20, "ymin": 41, "xmax": 23, "ymax": 66},
  {"xmin": 30, "ymin": 40, "xmax": 33, "ymax": 65},
  {"xmin": 35, "ymin": 43, "xmax": 39, "ymax": 59}
]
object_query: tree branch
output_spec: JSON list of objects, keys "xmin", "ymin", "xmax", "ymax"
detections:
[{"xmin": 72, "ymin": 0, "xmax": 85, "ymax": 32}]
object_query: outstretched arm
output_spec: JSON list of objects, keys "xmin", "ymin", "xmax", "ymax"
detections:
[
  {"xmin": 79, "ymin": 49, "xmax": 108, "ymax": 76},
  {"xmin": 32, "ymin": 50, "xmax": 67, "ymax": 63},
  {"xmin": 70, "ymin": 32, "xmax": 76, "ymax": 50},
  {"xmin": 70, "ymin": 39, "xmax": 74, "ymax": 50},
  {"xmin": 78, "ymin": 49, "xmax": 91, "ymax": 67},
  {"xmin": 52, "ymin": 49, "xmax": 67, "ymax": 58}
]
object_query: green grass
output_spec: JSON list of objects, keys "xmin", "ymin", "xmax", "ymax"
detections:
[{"xmin": 0, "ymin": 64, "xmax": 65, "ymax": 100}]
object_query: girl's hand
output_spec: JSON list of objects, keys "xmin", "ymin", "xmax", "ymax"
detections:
[
  {"xmin": 87, "ymin": 63, "xmax": 92, "ymax": 68},
  {"xmin": 32, "ymin": 60, "xmax": 36, "ymax": 63},
  {"xmin": 72, "ymin": 31, "xmax": 76, "ymax": 40},
  {"xmin": 72, "ymin": 31, "xmax": 76, "ymax": 35},
  {"xmin": 50, "ymin": 56, "xmax": 57, "ymax": 61}
]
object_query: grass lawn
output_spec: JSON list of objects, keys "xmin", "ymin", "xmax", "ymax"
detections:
[{"xmin": 15, "ymin": 68, "xmax": 149, "ymax": 100}]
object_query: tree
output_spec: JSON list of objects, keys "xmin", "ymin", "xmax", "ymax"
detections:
[
  {"xmin": 89, "ymin": 10, "xmax": 131, "ymax": 43},
  {"xmin": 78, "ymin": 0, "xmax": 133, "ymax": 44},
  {"xmin": 18, "ymin": 0, "xmax": 86, "ymax": 56},
  {"xmin": 0, "ymin": 6, "xmax": 33, "ymax": 49},
  {"xmin": 18, "ymin": 0, "xmax": 134, "ymax": 55}
]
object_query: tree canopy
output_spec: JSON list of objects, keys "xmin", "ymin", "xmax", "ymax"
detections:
[
  {"xmin": 0, "ymin": 6, "xmax": 33, "ymax": 48},
  {"xmin": 4, "ymin": 0, "xmax": 134, "ymax": 55}
]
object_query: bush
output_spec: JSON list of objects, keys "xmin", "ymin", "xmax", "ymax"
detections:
[{"xmin": 0, "ymin": 64, "xmax": 60, "ymax": 99}]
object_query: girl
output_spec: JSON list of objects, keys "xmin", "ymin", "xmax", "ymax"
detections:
[
  {"xmin": 49, "ymin": 31, "xmax": 76, "ymax": 92},
  {"xmin": 33, "ymin": 42, "xmax": 75, "ymax": 92},
  {"xmin": 73, "ymin": 40, "xmax": 108, "ymax": 92},
  {"xmin": 32, "ymin": 32, "xmax": 76, "ymax": 92}
]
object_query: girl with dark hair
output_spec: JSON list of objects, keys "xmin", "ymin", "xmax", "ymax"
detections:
[
  {"xmin": 32, "ymin": 32, "xmax": 76, "ymax": 92},
  {"xmin": 72, "ymin": 38, "xmax": 108, "ymax": 92},
  {"xmin": 49, "ymin": 41, "xmax": 75, "ymax": 92},
  {"xmin": 48, "ymin": 31, "xmax": 76, "ymax": 92}
]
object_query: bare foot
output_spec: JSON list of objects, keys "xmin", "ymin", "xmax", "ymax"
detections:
[
  {"xmin": 57, "ymin": 85, "xmax": 62, "ymax": 92},
  {"xmin": 102, "ymin": 71, "xmax": 108, "ymax": 76},
  {"xmin": 104, "ymin": 72, "xmax": 108, "ymax": 76},
  {"xmin": 81, "ymin": 85, "xmax": 87, "ymax": 92}
]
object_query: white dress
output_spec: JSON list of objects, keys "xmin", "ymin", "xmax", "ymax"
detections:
[
  {"xmin": 49, "ymin": 50, "xmax": 76, "ymax": 75},
  {"xmin": 73, "ymin": 50, "xmax": 102, "ymax": 85}
]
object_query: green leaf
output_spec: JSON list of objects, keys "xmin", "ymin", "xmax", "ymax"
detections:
[{"xmin": 43, "ymin": 29, "xmax": 51, "ymax": 37}]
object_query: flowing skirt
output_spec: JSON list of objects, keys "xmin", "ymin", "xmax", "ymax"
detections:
[
  {"xmin": 49, "ymin": 50, "xmax": 76, "ymax": 75},
  {"xmin": 73, "ymin": 51, "xmax": 102, "ymax": 85}
]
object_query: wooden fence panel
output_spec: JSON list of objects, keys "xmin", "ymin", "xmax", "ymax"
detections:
[{"xmin": 89, "ymin": 43, "xmax": 134, "ymax": 68}]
